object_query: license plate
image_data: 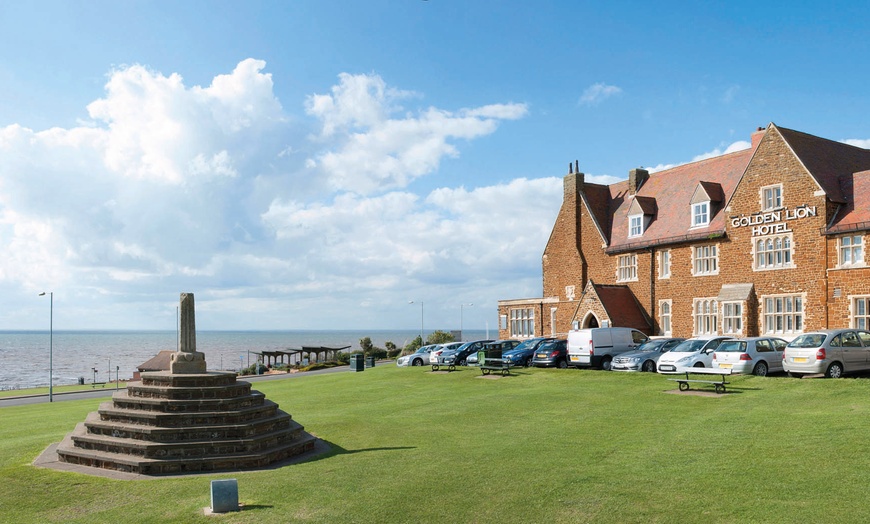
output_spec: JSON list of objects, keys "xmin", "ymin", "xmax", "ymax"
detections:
[
  {"xmin": 570, "ymin": 356, "xmax": 579, "ymax": 362},
  {"xmin": 793, "ymin": 357, "xmax": 808, "ymax": 363},
  {"xmin": 718, "ymin": 363, "xmax": 732, "ymax": 369},
  {"xmin": 661, "ymin": 365, "xmax": 674, "ymax": 371},
  {"xmin": 536, "ymin": 353, "xmax": 546, "ymax": 358}
]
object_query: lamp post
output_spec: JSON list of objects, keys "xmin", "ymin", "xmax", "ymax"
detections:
[
  {"xmin": 409, "ymin": 300, "xmax": 424, "ymax": 344},
  {"xmin": 38, "ymin": 292, "xmax": 53, "ymax": 402},
  {"xmin": 460, "ymin": 303, "xmax": 473, "ymax": 341}
]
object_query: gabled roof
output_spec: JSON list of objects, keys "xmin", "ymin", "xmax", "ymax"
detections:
[
  {"xmin": 695, "ymin": 181, "xmax": 725, "ymax": 203},
  {"xmin": 827, "ymin": 170, "xmax": 870, "ymax": 234},
  {"xmin": 628, "ymin": 196, "xmax": 657, "ymax": 216},
  {"xmin": 777, "ymin": 125, "xmax": 870, "ymax": 204},
  {"xmin": 604, "ymin": 142, "xmax": 756, "ymax": 252},
  {"xmin": 594, "ymin": 284, "xmax": 651, "ymax": 333},
  {"xmin": 137, "ymin": 350, "xmax": 174, "ymax": 372}
]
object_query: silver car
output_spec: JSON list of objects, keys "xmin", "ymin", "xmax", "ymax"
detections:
[
  {"xmin": 611, "ymin": 338, "xmax": 685, "ymax": 372},
  {"xmin": 783, "ymin": 329, "xmax": 870, "ymax": 378},
  {"xmin": 711, "ymin": 337, "xmax": 788, "ymax": 376},
  {"xmin": 396, "ymin": 344, "xmax": 440, "ymax": 367}
]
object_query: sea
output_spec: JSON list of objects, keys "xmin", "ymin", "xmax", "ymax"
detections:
[{"xmin": 0, "ymin": 329, "xmax": 492, "ymax": 390}]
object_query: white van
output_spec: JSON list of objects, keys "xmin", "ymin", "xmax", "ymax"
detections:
[{"xmin": 567, "ymin": 327, "xmax": 648, "ymax": 370}]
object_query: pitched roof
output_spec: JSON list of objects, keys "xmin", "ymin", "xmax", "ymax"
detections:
[
  {"xmin": 594, "ymin": 284, "xmax": 651, "ymax": 333},
  {"xmin": 137, "ymin": 350, "xmax": 174, "ymax": 372},
  {"xmin": 828, "ymin": 169, "xmax": 870, "ymax": 233},
  {"xmin": 777, "ymin": 125, "xmax": 870, "ymax": 204}
]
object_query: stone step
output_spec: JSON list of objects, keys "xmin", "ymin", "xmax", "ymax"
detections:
[
  {"xmin": 56, "ymin": 428, "xmax": 318, "ymax": 475},
  {"xmin": 97, "ymin": 399, "xmax": 282, "ymax": 427},
  {"xmin": 126, "ymin": 382, "xmax": 252, "ymax": 400},
  {"xmin": 110, "ymin": 389, "xmax": 266, "ymax": 412},
  {"xmin": 139, "ymin": 371, "xmax": 240, "ymax": 388},
  {"xmin": 69, "ymin": 419, "xmax": 306, "ymax": 459},
  {"xmin": 84, "ymin": 411, "xmax": 293, "ymax": 443}
]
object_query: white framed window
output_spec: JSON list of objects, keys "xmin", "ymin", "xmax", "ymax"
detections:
[
  {"xmin": 763, "ymin": 295, "xmax": 803, "ymax": 335},
  {"xmin": 510, "ymin": 308, "xmax": 535, "ymax": 338},
  {"xmin": 722, "ymin": 302, "xmax": 742, "ymax": 334},
  {"xmin": 629, "ymin": 214, "xmax": 643, "ymax": 237},
  {"xmin": 692, "ymin": 202, "xmax": 710, "ymax": 227},
  {"xmin": 754, "ymin": 234, "xmax": 793, "ymax": 270},
  {"xmin": 659, "ymin": 300, "xmax": 672, "ymax": 336},
  {"xmin": 852, "ymin": 296, "xmax": 870, "ymax": 330},
  {"xmin": 693, "ymin": 298, "xmax": 719, "ymax": 335},
  {"xmin": 658, "ymin": 249, "xmax": 671, "ymax": 279},
  {"xmin": 839, "ymin": 235, "xmax": 864, "ymax": 267},
  {"xmin": 693, "ymin": 244, "xmax": 719, "ymax": 276},
  {"xmin": 617, "ymin": 254, "xmax": 638, "ymax": 282},
  {"xmin": 761, "ymin": 184, "xmax": 783, "ymax": 211},
  {"xmin": 565, "ymin": 285, "xmax": 576, "ymax": 301}
]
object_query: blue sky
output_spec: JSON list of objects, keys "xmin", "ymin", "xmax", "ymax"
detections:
[{"xmin": 0, "ymin": 1, "xmax": 868, "ymax": 331}]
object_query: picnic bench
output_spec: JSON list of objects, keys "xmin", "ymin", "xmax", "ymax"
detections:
[
  {"xmin": 92, "ymin": 382, "xmax": 107, "ymax": 389},
  {"xmin": 479, "ymin": 358, "xmax": 513, "ymax": 376},
  {"xmin": 668, "ymin": 368, "xmax": 732, "ymax": 394},
  {"xmin": 430, "ymin": 362, "xmax": 456, "ymax": 372}
]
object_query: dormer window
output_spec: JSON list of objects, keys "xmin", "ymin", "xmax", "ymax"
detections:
[
  {"xmin": 692, "ymin": 202, "xmax": 709, "ymax": 227},
  {"xmin": 629, "ymin": 215, "xmax": 643, "ymax": 237}
]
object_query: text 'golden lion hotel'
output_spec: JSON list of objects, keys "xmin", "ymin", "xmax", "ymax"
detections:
[{"xmin": 498, "ymin": 123, "xmax": 870, "ymax": 341}]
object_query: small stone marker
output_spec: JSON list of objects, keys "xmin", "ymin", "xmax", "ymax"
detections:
[
  {"xmin": 210, "ymin": 479, "xmax": 239, "ymax": 513},
  {"xmin": 170, "ymin": 292, "xmax": 207, "ymax": 374}
]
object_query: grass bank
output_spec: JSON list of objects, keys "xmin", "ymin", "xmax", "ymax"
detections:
[{"xmin": 2, "ymin": 365, "xmax": 869, "ymax": 523}]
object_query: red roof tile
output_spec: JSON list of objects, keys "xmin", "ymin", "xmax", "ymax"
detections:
[
  {"xmin": 829, "ymin": 170, "xmax": 870, "ymax": 233},
  {"xmin": 594, "ymin": 284, "xmax": 651, "ymax": 333}
]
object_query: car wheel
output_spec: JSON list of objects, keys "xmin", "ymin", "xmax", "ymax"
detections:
[
  {"xmin": 412, "ymin": 359, "xmax": 422, "ymax": 366},
  {"xmin": 525, "ymin": 357, "xmax": 533, "ymax": 367},
  {"xmin": 693, "ymin": 362, "xmax": 705, "ymax": 368},
  {"xmin": 753, "ymin": 361, "xmax": 768, "ymax": 376},
  {"xmin": 826, "ymin": 362, "xmax": 844, "ymax": 379},
  {"xmin": 557, "ymin": 359, "xmax": 568, "ymax": 369},
  {"xmin": 601, "ymin": 357, "xmax": 612, "ymax": 371},
  {"xmin": 459, "ymin": 359, "xmax": 467, "ymax": 366},
  {"xmin": 642, "ymin": 360, "xmax": 656, "ymax": 373}
]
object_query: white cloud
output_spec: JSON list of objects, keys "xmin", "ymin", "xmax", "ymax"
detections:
[
  {"xmin": 0, "ymin": 59, "xmax": 544, "ymax": 330},
  {"xmin": 305, "ymin": 73, "xmax": 529, "ymax": 194},
  {"xmin": 578, "ymin": 83, "xmax": 623, "ymax": 106},
  {"xmin": 843, "ymin": 138, "xmax": 870, "ymax": 149}
]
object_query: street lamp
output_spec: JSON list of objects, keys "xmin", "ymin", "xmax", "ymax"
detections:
[
  {"xmin": 38, "ymin": 291, "xmax": 53, "ymax": 402},
  {"xmin": 409, "ymin": 300, "xmax": 424, "ymax": 344},
  {"xmin": 460, "ymin": 303, "xmax": 473, "ymax": 341}
]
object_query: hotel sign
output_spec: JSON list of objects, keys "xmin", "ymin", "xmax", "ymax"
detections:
[{"xmin": 729, "ymin": 206, "xmax": 817, "ymax": 236}]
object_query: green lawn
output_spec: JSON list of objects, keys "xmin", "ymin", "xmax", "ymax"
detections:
[{"xmin": 2, "ymin": 365, "xmax": 870, "ymax": 523}]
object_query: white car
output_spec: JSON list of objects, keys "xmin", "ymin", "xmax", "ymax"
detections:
[
  {"xmin": 428, "ymin": 342, "xmax": 463, "ymax": 364},
  {"xmin": 656, "ymin": 336, "xmax": 730, "ymax": 374},
  {"xmin": 712, "ymin": 337, "xmax": 788, "ymax": 376},
  {"xmin": 396, "ymin": 344, "xmax": 440, "ymax": 367}
]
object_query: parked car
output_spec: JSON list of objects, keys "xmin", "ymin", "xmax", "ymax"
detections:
[
  {"xmin": 567, "ymin": 327, "xmax": 649, "ymax": 370},
  {"xmin": 531, "ymin": 339, "xmax": 569, "ymax": 368},
  {"xmin": 656, "ymin": 336, "xmax": 731, "ymax": 374},
  {"xmin": 428, "ymin": 342, "xmax": 463, "ymax": 364},
  {"xmin": 783, "ymin": 329, "xmax": 870, "ymax": 378},
  {"xmin": 466, "ymin": 339, "xmax": 520, "ymax": 365},
  {"xmin": 611, "ymin": 338, "xmax": 686, "ymax": 372},
  {"xmin": 711, "ymin": 337, "xmax": 788, "ymax": 376},
  {"xmin": 396, "ymin": 344, "xmax": 440, "ymax": 367},
  {"xmin": 438, "ymin": 339, "xmax": 493, "ymax": 366},
  {"xmin": 502, "ymin": 337, "xmax": 556, "ymax": 367}
]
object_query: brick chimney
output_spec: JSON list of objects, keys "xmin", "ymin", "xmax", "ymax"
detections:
[
  {"xmin": 628, "ymin": 168, "xmax": 649, "ymax": 194},
  {"xmin": 565, "ymin": 160, "xmax": 584, "ymax": 200},
  {"xmin": 751, "ymin": 126, "xmax": 765, "ymax": 150}
]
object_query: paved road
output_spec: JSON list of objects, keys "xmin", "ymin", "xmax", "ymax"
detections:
[{"xmin": 0, "ymin": 363, "xmax": 365, "ymax": 408}]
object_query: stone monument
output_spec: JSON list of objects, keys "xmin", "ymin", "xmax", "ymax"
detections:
[
  {"xmin": 44, "ymin": 292, "xmax": 318, "ymax": 476},
  {"xmin": 169, "ymin": 292, "xmax": 207, "ymax": 373}
]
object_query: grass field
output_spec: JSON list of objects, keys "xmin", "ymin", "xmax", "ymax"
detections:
[{"xmin": 3, "ymin": 364, "xmax": 870, "ymax": 523}]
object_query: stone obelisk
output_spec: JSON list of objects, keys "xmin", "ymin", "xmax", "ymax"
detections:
[{"xmin": 169, "ymin": 292, "xmax": 207, "ymax": 373}]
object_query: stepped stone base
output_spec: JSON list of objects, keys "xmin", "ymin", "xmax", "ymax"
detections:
[{"xmin": 51, "ymin": 371, "xmax": 317, "ymax": 476}]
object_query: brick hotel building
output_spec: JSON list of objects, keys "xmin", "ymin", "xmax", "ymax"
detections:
[{"xmin": 498, "ymin": 123, "xmax": 870, "ymax": 341}]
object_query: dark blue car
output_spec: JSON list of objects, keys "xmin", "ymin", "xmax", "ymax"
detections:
[
  {"xmin": 501, "ymin": 337, "xmax": 557, "ymax": 367},
  {"xmin": 439, "ymin": 339, "xmax": 493, "ymax": 366}
]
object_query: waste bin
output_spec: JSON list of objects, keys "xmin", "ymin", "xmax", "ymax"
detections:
[
  {"xmin": 78, "ymin": 377, "xmax": 85, "ymax": 385},
  {"xmin": 365, "ymin": 356, "xmax": 376, "ymax": 368},
  {"xmin": 349, "ymin": 354, "xmax": 365, "ymax": 372}
]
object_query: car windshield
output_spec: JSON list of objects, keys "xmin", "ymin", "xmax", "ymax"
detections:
[
  {"xmin": 512, "ymin": 339, "xmax": 541, "ymax": 351},
  {"xmin": 788, "ymin": 334, "xmax": 826, "ymax": 348},
  {"xmin": 716, "ymin": 341, "xmax": 746, "ymax": 352},
  {"xmin": 634, "ymin": 340, "xmax": 664, "ymax": 352},
  {"xmin": 671, "ymin": 339, "xmax": 708, "ymax": 353}
]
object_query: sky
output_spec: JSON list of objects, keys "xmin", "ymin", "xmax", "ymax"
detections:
[{"xmin": 0, "ymin": 1, "xmax": 868, "ymax": 331}]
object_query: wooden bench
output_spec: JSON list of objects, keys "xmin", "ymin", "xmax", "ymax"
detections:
[
  {"xmin": 430, "ymin": 362, "xmax": 457, "ymax": 372},
  {"xmin": 92, "ymin": 382, "xmax": 107, "ymax": 388},
  {"xmin": 479, "ymin": 358, "xmax": 513, "ymax": 376},
  {"xmin": 668, "ymin": 368, "xmax": 732, "ymax": 394}
]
